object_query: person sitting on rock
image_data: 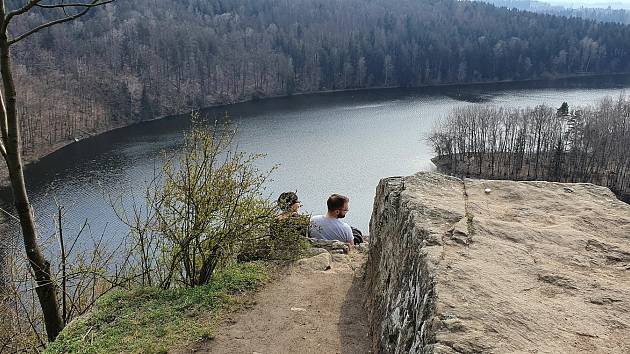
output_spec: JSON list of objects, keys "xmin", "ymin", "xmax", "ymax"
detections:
[
  {"xmin": 277, "ymin": 191, "xmax": 302, "ymax": 220},
  {"xmin": 309, "ymin": 194, "xmax": 354, "ymax": 245},
  {"xmin": 275, "ymin": 191, "xmax": 309, "ymax": 238},
  {"xmin": 239, "ymin": 192, "xmax": 309, "ymax": 262}
]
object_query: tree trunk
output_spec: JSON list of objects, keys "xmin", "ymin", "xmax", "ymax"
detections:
[{"xmin": 0, "ymin": 35, "xmax": 64, "ymax": 342}]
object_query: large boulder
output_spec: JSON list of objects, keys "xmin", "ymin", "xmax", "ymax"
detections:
[{"xmin": 366, "ymin": 172, "xmax": 630, "ymax": 353}]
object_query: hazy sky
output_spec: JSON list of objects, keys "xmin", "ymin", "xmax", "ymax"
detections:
[{"xmin": 546, "ymin": 0, "xmax": 630, "ymax": 9}]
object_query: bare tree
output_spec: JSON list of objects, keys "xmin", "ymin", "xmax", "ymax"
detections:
[
  {"xmin": 0, "ymin": 0, "xmax": 113, "ymax": 342},
  {"xmin": 429, "ymin": 96, "xmax": 630, "ymax": 203}
]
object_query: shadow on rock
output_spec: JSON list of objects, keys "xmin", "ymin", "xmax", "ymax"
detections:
[{"xmin": 338, "ymin": 262, "xmax": 371, "ymax": 354}]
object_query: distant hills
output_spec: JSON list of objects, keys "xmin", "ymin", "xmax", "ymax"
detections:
[
  {"xmin": 546, "ymin": 1, "xmax": 630, "ymax": 10},
  {"xmin": 482, "ymin": 0, "xmax": 630, "ymax": 23}
]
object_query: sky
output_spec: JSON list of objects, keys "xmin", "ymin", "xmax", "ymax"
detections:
[{"xmin": 545, "ymin": 0, "xmax": 630, "ymax": 9}]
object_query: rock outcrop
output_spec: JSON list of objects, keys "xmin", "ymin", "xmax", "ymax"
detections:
[
  {"xmin": 308, "ymin": 238, "xmax": 351, "ymax": 254},
  {"xmin": 366, "ymin": 172, "xmax": 630, "ymax": 353}
]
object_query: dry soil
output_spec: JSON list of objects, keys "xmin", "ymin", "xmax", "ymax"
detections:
[{"xmin": 187, "ymin": 252, "xmax": 371, "ymax": 354}]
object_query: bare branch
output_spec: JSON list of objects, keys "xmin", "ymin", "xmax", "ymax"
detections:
[
  {"xmin": 0, "ymin": 138, "xmax": 7, "ymax": 159},
  {"xmin": 35, "ymin": 1, "xmax": 112, "ymax": 9},
  {"xmin": 3, "ymin": 1, "xmax": 43, "ymax": 31},
  {"xmin": 0, "ymin": 92, "xmax": 9, "ymax": 156},
  {"xmin": 8, "ymin": 0, "xmax": 113, "ymax": 45}
]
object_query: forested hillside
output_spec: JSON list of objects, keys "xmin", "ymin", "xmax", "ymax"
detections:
[{"xmin": 9, "ymin": 0, "xmax": 630, "ymax": 158}]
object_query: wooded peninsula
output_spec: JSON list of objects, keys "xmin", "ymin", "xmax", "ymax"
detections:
[{"xmin": 429, "ymin": 97, "xmax": 630, "ymax": 203}]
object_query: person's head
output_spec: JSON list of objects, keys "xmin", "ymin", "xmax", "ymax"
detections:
[
  {"xmin": 327, "ymin": 194, "xmax": 349, "ymax": 219},
  {"xmin": 278, "ymin": 192, "xmax": 301, "ymax": 213}
]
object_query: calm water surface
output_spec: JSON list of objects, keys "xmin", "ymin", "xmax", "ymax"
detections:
[{"xmin": 6, "ymin": 75, "xmax": 630, "ymax": 245}]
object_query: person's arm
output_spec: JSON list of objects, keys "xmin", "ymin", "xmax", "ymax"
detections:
[{"xmin": 344, "ymin": 224, "xmax": 354, "ymax": 246}]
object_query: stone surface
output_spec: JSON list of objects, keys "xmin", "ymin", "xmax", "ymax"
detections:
[
  {"xmin": 331, "ymin": 253, "xmax": 350, "ymax": 263},
  {"xmin": 307, "ymin": 247, "xmax": 329, "ymax": 256},
  {"xmin": 296, "ymin": 252, "xmax": 331, "ymax": 272},
  {"xmin": 308, "ymin": 238, "xmax": 350, "ymax": 254},
  {"xmin": 366, "ymin": 172, "xmax": 630, "ymax": 354},
  {"xmin": 355, "ymin": 242, "xmax": 370, "ymax": 253}
]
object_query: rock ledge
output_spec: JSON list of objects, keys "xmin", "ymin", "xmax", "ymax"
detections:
[{"xmin": 366, "ymin": 172, "xmax": 630, "ymax": 353}]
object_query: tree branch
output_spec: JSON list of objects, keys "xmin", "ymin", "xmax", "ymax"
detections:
[
  {"xmin": 4, "ymin": 1, "xmax": 43, "ymax": 30},
  {"xmin": 0, "ymin": 93, "xmax": 9, "ymax": 159},
  {"xmin": 35, "ymin": 1, "xmax": 112, "ymax": 9},
  {"xmin": 0, "ymin": 138, "xmax": 7, "ymax": 159},
  {"xmin": 8, "ymin": 0, "xmax": 113, "ymax": 45}
]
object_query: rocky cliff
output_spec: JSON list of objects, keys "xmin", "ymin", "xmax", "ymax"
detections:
[{"xmin": 366, "ymin": 172, "xmax": 630, "ymax": 353}]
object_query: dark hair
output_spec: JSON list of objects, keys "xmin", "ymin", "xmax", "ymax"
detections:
[
  {"xmin": 277, "ymin": 192, "xmax": 299, "ymax": 212},
  {"xmin": 327, "ymin": 194, "xmax": 349, "ymax": 211}
]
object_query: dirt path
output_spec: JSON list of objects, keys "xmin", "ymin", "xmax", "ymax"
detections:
[{"xmin": 189, "ymin": 252, "xmax": 371, "ymax": 354}]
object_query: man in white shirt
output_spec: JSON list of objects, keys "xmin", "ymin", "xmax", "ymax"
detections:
[{"xmin": 309, "ymin": 194, "xmax": 354, "ymax": 245}]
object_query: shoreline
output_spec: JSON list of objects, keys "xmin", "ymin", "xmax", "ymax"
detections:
[{"xmin": 3, "ymin": 71, "xmax": 630, "ymax": 186}]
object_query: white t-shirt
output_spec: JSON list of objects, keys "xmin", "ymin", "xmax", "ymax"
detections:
[{"xmin": 308, "ymin": 215, "xmax": 353, "ymax": 243}]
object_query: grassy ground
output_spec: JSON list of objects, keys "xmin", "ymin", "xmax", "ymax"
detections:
[{"xmin": 44, "ymin": 262, "xmax": 269, "ymax": 354}]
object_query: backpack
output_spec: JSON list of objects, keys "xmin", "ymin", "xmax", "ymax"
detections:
[{"xmin": 351, "ymin": 227, "xmax": 364, "ymax": 245}]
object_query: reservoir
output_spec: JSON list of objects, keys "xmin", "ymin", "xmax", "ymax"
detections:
[{"xmin": 6, "ymin": 75, "xmax": 630, "ymax": 243}]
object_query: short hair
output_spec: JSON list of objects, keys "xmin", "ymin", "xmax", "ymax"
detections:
[{"xmin": 327, "ymin": 194, "xmax": 349, "ymax": 211}]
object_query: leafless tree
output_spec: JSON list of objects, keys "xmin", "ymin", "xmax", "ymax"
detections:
[
  {"xmin": 1, "ymin": 204, "xmax": 139, "ymax": 351},
  {"xmin": 0, "ymin": 0, "xmax": 113, "ymax": 342},
  {"xmin": 429, "ymin": 95, "xmax": 630, "ymax": 202}
]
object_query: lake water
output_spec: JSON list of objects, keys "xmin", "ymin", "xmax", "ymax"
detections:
[{"xmin": 5, "ymin": 75, "xmax": 630, "ymax": 245}]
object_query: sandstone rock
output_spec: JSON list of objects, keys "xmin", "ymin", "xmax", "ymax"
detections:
[
  {"xmin": 354, "ymin": 242, "xmax": 370, "ymax": 253},
  {"xmin": 307, "ymin": 247, "xmax": 329, "ymax": 256},
  {"xmin": 366, "ymin": 172, "xmax": 630, "ymax": 354},
  {"xmin": 331, "ymin": 254, "xmax": 350, "ymax": 263},
  {"xmin": 446, "ymin": 218, "xmax": 471, "ymax": 245},
  {"xmin": 297, "ymin": 252, "xmax": 331, "ymax": 272},
  {"xmin": 589, "ymin": 296, "xmax": 622, "ymax": 305},
  {"xmin": 308, "ymin": 238, "xmax": 349, "ymax": 254},
  {"xmin": 537, "ymin": 273, "xmax": 578, "ymax": 290}
]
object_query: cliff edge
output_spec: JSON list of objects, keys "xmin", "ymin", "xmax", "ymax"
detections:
[{"xmin": 366, "ymin": 172, "xmax": 630, "ymax": 353}]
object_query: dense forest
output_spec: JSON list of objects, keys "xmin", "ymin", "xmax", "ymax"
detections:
[
  {"xmin": 6, "ymin": 0, "xmax": 630, "ymax": 159},
  {"xmin": 429, "ymin": 96, "xmax": 630, "ymax": 202},
  {"xmin": 483, "ymin": 0, "xmax": 630, "ymax": 24}
]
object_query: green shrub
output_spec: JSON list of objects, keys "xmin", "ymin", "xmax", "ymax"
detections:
[
  {"xmin": 44, "ymin": 263, "xmax": 268, "ymax": 354},
  {"xmin": 121, "ymin": 115, "xmax": 276, "ymax": 289},
  {"xmin": 238, "ymin": 215, "xmax": 311, "ymax": 262}
]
